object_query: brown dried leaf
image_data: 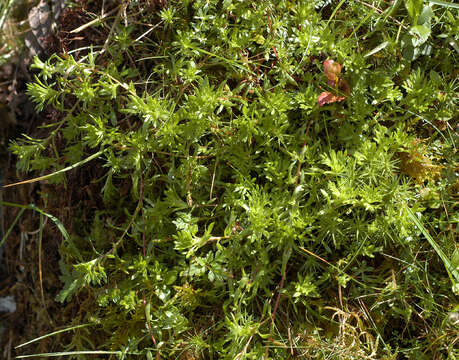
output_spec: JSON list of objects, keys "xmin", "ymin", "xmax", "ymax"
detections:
[
  {"xmin": 399, "ymin": 147, "xmax": 442, "ymax": 184},
  {"xmin": 318, "ymin": 91, "xmax": 345, "ymax": 107}
]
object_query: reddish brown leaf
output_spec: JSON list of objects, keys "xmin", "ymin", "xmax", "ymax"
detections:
[{"xmin": 318, "ymin": 91, "xmax": 345, "ymax": 107}]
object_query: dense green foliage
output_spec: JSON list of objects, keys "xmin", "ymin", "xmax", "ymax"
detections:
[{"xmin": 8, "ymin": 0, "xmax": 458, "ymax": 358}]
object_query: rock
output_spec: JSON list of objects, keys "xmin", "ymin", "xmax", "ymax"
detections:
[
  {"xmin": 25, "ymin": 1, "xmax": 52, "ymax": 57},
  {"xmin": 25, "ymin": 0, "xmax": 67, "ymax": 57},
  {"xmin": 0, "ymin": 296, "xmax": 16, "ymax": 313}
]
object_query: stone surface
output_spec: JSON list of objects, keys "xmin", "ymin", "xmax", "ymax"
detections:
[
  {"xmin": 25, "ymin": 0, "xmax": 67, "ymax": 57},
  {"xmin": 0, "ymin": 296, "xmax": 16, "ymax": 313}
]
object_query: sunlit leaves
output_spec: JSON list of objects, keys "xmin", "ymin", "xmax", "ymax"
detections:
[{"xmin": 9, "ymin": 0, "xmax": 458, "ymax": 358}]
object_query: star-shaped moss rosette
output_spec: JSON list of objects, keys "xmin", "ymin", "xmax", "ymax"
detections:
[{"xmin": 318, "ymin": 59, "xmax": 350, "ymax": 107}]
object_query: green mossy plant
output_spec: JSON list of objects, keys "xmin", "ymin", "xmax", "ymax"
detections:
[{"xmin": 6, "ymin": 0, "xmax": 458, "ymax": 358}]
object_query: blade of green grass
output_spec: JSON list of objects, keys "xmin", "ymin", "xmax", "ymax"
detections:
[
  {"xmin": 2, "ymin": 149, "xmax": 105, "ymax": 188},
  {"xmin": 15, "ymin": 324, "xmax": 93, "ymax": 349},
  {"xmin": 190, "ymin": 46, "xmax": 256, "ymax": 75},
  {"xmin": 405, "ymin": 206, "xmax": 459, "ymax": 284},
  {"xmin": 401, "ymin": 107, "xmax": 453, "ymax": 149},
  {"xmin": 428, "ymin": 0, "xmax": 459, "ymax": 9},
  {"xmin": 16, "ymin": 350, "xmax": 141, "ymax": 358},
  {"xmin": 364, "ymin": 41, "xmax": 389, "ymax": 57},
  {"xmin": 0, "ymin": 207, "xmax": 25, "ymax": 249},
  {"xmin": 0, "ymin": 201, "xmax": 82, "ymax": 261},
  {"xmin": 326, "ymin": 0, "xmax": 347, "ymax": 28},
  {"xmin": 29, "ymin": 204, "xmax": 71, "ymax": 243},
  {"xmin": 0, "ymin": 0, "xmax": 15, "ymax": 30}
]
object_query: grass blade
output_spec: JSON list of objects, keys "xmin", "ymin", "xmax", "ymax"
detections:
[
  {"xmin": 0, "ymin": 201, "xmax": 82, "ymax": 261},
  {"xmin": 0, "ymin": 207, "xmax": 26, "ymax": 249},
  {"xmin": 405, "ymin": 206, "xmax": 459, "ymax": 284},
  {"xmin": 326, "ymin": 0, "xmax": 347, "ymax": 27},
  {"xmin": 15, "ymin": 324, "xmax": 93, "ymax": 349},
  {"xmin": 16, "ymin": 350, "xmax": 140, "ymax": 358},
  {"xmin": 0, "ymin": 0, "xmax": 15, "ymax": 30},
  {"xmin": 2, "ymin": 150, "xmax": 105, "ymax": 188},
  {"xmin": 428, "ymin": 0, "xmax": 459, "ymax": 9},
  {"xmin": 364, "ymin": 41, "xmax": 389, "ymax": 57}
]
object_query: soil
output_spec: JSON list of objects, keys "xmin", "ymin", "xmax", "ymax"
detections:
[{"xmin": 0, "ymin": 1, "xmax": 114, "ymax": 357}]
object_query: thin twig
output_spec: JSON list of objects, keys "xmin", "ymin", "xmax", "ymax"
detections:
[
  {"xmin": 38, "ymin": 214, "xmax": 45, "ymax": 311},
  {"xmin": 140, "ymin": 171, "xmax": 146, "ymax": 258},
  {"xmin": 210, "ymin": 158, "xmax": 218, "ymax": 200},
  {"xmin": 70, "ymin": 6, "xmax": 119, "ymax": 33},
  {"xmin": 143, "ymin": 293, "xmax": 160, "ymax": 360},
  {"xmin": 271, "ymin": 270, "xmax": 286, "ymax": 325},
  {"xmin": 155, "ymin": 150, "xmax": 213, "ymax": 159},
  {"xmin": 299, "ymin": 246, "xmax": 331, "ymax": 266},
  {"xmin": 187, "ymin": 160, "xmax": 193, "ymax": 207},
  {"xmin": 37, "ymin": 214, "xmax": 53, "ymax": 325},
  {"xmin": 287, "ymin": 326, "xmax": 294, "ymax": 356},
  {"xmin": 354, "ymin": 0, "xmax": 408, "ymax": 30},
  {"xmin": 134, "ymin": 21, "xmax": 164, "ymax": 42},
  {"xmin": 101, "ymin": 5, "xmax": 123, "ymax": 54},
  {"xmin": 295, "ymin": 120, "xmax": 312, "ymax": 186},
  {"xmin": 99, "ymin": 196, "xmax": 142, "ymax": 262},
  {"xmin": 235, "ymin": 334, "xmax": 254, "ymax": 360}
]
